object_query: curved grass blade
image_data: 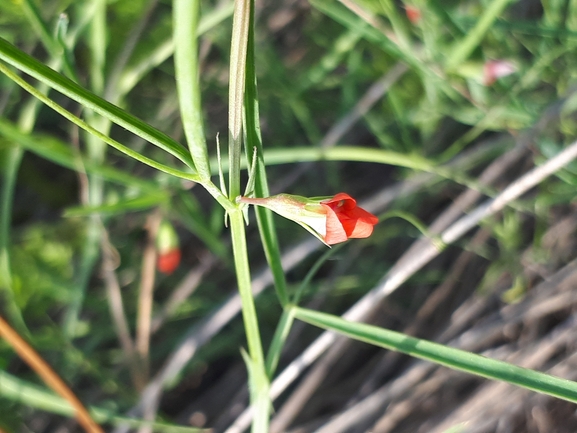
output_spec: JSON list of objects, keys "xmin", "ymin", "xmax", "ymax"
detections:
[
  {"xmin": 445, "ymin": 0, "xmax": 514, "ymax": 71},
  {"xmin": 63, "ymin": 192, "xmax": 167, "ymax": 217},
  {"xmin": 173, "ymin": 0, "xmax": 211, "ymax": 180},
  {"xmin": 243, "ymin": 3, "xmax": 289, "ymax": 307},
  {"xmin": 293, "ymin": 306, "xmax": 577, "ymax": 405},
  {"xmin": 0, "ymin": 37, "xmax": 195, "ymax": 169},
  {"xmin": 0, "ymin": 63, "xmax": 199, "ymax": 182}
]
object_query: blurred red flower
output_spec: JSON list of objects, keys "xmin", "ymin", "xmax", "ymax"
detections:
[
  {"xmin": 483, "ymin": 60, "xmax": 516, "ymax": 85},
  {"xmin": 157, "ymin": 248, "xmax": 181, "ymax": 275},
  {"xmin": 156, "ymin": 221, "xmax": 181, "ymax": 274},
  {"xmin": 405, "ymin": 5, "xmax": 421, "ymax": 24}
]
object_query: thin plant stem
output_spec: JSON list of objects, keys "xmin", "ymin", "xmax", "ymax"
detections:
[
  {"xmin": 229, "ymin": 209, "xmax": 270, "ymax": 433},
  {"xmin": 136, "ymin": 210, "xmax": 163, "ymax": 383},
  {"xmin": 173, "ymin": 0, "xmax": 211, "ymax": 180},
  {"xmin": 0, "ymin": 62, "xmax": 199, "ymax": 181},
  {"xmin": 228, "ymin": 0, "xmax": 251, "ymax": 199},
  {"xmin": 242, "ymin": 0, "xmax": 289, "ymax": 307},
  {"xmin": 101, "ymin": 228, "xmax": 143, "ymax": 390},
  {"xmin": 63, "ymin": 0, "xmax": 107, "ymax": 338}
]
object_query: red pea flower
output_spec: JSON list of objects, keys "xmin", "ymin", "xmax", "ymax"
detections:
[
  {"xmin": 405, "ymin": 5, "xmax": 421, "ymax": 25},
  {"xmin": 157, "ymin": 248, "xmax": 181, "ymax": 275},
  {"xmin": 156, "ymin": 221, "xmax": 181, "ymax": 274},
  {"xmin": 483, "ymin": 59, "xmax": 516, "ymax": 86},
  {"xmin": 238, "ymin": 192, "xmax": 378, "ymax": 246}
]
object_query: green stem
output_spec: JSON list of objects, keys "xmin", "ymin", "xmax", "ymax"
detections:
[
  {"xmin": 243, "ymin": 0, "xmax": 289, "ymax": 307},
  {"xmin": 20, "ymin": 0, "xmax": 78, "ymax": 81},
  {"xmin": 173, "ymin": 0, "xmax": 211, "ymax": 180},
  {"xmin": 0, "ymin": 62, "xmax": 198, "ymax": 182},
  {"xmin": 229, "ymin": 209, "xmax": 269, "ymax": 432},
  {"xmin": 201, "ymin": 180, "xmax": 236, "ymax": 213},
  {"xmin": 0, "ymin": 146, "xmax": 27, "ymax": 334},
  {"xmin": 229, "ymin": 211, "xmax": 264, "ymax": 363},
  {"xmin": 445, "ymin": 0, "xmax": 513, "ymax": 70},
  {"xmin": 0, "ymin": 37, "xmax": 195, "ymax": 167},
  {"xmin": 63, "ymin": 0, "xmax": 107, "ymax": 339},
  {"xmin": 228, "ymin": 0, "xmax": 251, "ymax": 199}
]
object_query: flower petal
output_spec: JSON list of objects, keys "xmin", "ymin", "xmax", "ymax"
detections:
[
  {"xmin": 323, "ymin": 192, "xmax": 356, "ymax": 209},
  {"xmin": 337, "ymin": 212, "xmax": 376, "ymax": 238},
  {"xmin": 157, "ymin": 248, "xmax": 181, "ymax": 274},
  {"xmin": 322, "ymin": 205, "xmax": 348, "ymax": 245},
  {"xmin": 322, "ymin": 192, "xmax": 378, "ymax": 241},
  {"xmin": 348, "ymin": 218, "xmax": 376, "ymax": 238}
]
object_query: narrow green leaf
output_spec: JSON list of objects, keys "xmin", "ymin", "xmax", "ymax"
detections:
[
  {"xmin": 0, "ymin": 62, "xmax": 200, "ymax": 182},
  {"xmin": 0, "ymin": 145, "xmax": 27, "ymax": 335},
  {"xmin": 173, "ymin": 0, "xmax": 211, "ymax": 180},
  {"xmin": 265, "ymin": 308, "xmax": 295, "ymax": 378},
  {"xmin": 228, "ymin": 0, "xmax": 251, "ymax": 199},
  {"xmin": 211, "ymin": 146, "xmax": 436, "ymax": 173},
  {"xmin": 0, "ymin": 370, "xmax": 207, "ymax": 432},
  {"xmin": 64, "ymin": 193, "xmax": 167, "ymax": 217},
  {"xmin": 445, "ymin": 0, "xmax": 514, "ymax": 70},
  {"xmin": 293, "ymin": 307, "xmax": 577, "ymax": 404},
  {"xmin": 243, "ymin": 3, "xmax": 289, "ymax": 307},
  {"xmin": 0, "ymin": 37, "xmax": 195, "ymax": 168}
]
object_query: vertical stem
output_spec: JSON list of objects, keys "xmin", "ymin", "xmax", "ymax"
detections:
[
  {"xmin": 228, "ymin": 0, "xmax": 251, "ymax": 199},
  {"xmin": 229, "ymin": 209, "xmax": 269, "ymax": 432},
  {"xmin": 243, "ymin": 0, "xmax": 289, "ymax": 307},
  {"xmin": 135, "ymin": 210, "xmax": 162, "ymax": 383},
  {"xmin": 229, "ymin": 210, "xmax": 264, "ymax": 364},
  {"xmin": 63, "ymin": 0, "xmax": 107, "ymax": 338},
  {"xmin": 0, "ymin": 146, "xmax": 26, "ymax": 332},
  {"xmin": 173, "ymin": 0, "xmax": 211, "ymax": 180},
  {"xmin": 445, "ymin": 0, "xmax": 513, "ymax": 70},
  {"xmin": 1, "ymin": 58, "xmax": 65, "ymax": 335}
]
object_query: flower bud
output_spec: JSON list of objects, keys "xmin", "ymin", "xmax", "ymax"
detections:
[
  {"xmin": 238, "ymin": 193, "xmax": 378, "ymax": 246},
  {"xmin": 156, "ymin": 221, "xmax": 180, "ymax": 274}
]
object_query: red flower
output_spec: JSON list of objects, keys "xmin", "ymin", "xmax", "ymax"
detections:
[
  {"xmin": 405, "ymin": 5, "xmax": 421, "ymax": 24},
  {"xmin": 238, "ymin": 192, "xmax": 378, "ymax": 246},
  {"xmin": 156, "ymin": 221, "xmax": 180, "ymax": 274},
  {"xmin": 320, "ymin": 193, "xmax": 379, "ymax": 245},
  {"xmin": 483, "ymin": 60, "xmax": 516, "ymax": 86},
  {"xmin": 157, "ymin": 248, "xmax": 181, "ymax": 275}
]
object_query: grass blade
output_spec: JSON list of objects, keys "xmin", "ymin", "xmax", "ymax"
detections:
[
  {"xmin": 292, "ymin": 306, "xmax": 577, "ymax": 404},
  {"xmin": 173, "ymin": 0, "xmax": 211, "ymax": 180},
  {"xmin": 445, "ymin": 0, "xmax": 514, "ymax": 71},
  {"xmin": 0, "ymin": 37, "xmax": 195, "ymax": 168},
  {"xmin": 243, "ymin": 3, "xmax": 288, "ymax": 307},
  {"xmin": 227, "ymin": 0, "xmax": 251, "ymax": 199},
  {"xmin": 0, "ymin": 63, "xmax": 199, "ymax": 182}
]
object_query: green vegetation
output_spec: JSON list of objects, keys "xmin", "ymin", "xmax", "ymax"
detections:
[{"xmin": 2, "ymin": 0, "xmax": 577, "ymax": 432}]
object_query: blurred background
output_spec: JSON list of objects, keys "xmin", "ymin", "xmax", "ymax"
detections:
[{"xmin": 2, "ymin": 0, "xmax": 577, "ymax": 431}]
